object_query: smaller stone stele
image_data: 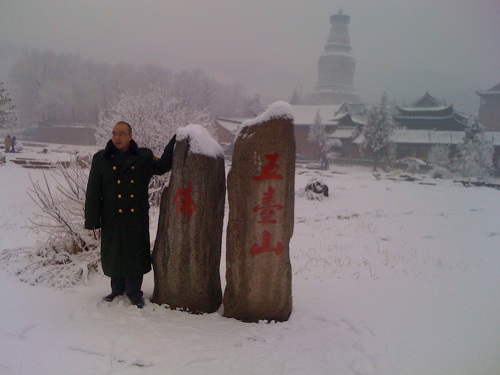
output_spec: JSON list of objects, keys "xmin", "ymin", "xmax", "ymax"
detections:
[
  {"xmin": 223, "ymin": 101, "xmax": 295, "ymax": 322},
  {"xmin": 152, "ymin": 125, "xmax": 226, "ymax": 314}
]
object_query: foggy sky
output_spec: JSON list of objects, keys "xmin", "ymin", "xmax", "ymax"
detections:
[{"xmin": 1, "ymin": 0, "xmax": 499, "ymax": 113}]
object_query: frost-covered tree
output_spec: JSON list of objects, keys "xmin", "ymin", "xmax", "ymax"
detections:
[
  {"xmin": 97, "ymin": 89, "xmax": 214, "ymax": 205},
  {"xmin": 428, "ymin": 144, "xmax": 451, "ymax": 168},
  {"xmin": 427, "ymin": 144, "xmax": 452, "ymax": 178},
  {"xmin": 0, "ymin": 82, "xmax": 18, "ymax": 129},
  {"xmin": 455, "ymin": 115, "xmax": 493, "ymax": 179},
  {"xmin": 362, "ymin": 92, "xmax": 394, "ymax": 171},
  {"xmin": 307, "ymin": 110, "xmax": 327, "ymax": 149}
]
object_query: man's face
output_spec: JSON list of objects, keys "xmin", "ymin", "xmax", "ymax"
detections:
[{"xmin": 112, "ymin": 123, "xmax": 132, "ymax": 152}]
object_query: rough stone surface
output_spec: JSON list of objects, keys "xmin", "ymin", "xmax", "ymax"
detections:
[
  {"xmin": 223, "ymin": 115, "xmax": 295, "ymax": 322},
  {"xmin": 152, "ymin": 136, "xmax": 225, "ymax": 313}
]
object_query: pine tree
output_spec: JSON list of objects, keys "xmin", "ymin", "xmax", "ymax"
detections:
[
  {"xmin": 307, "ymin": 109, "xmax": 327, "ymax": 148},
  {"xmin": 0, "ymin": 82, "xmax": 17, "ymax": 129},
  {"xmin": 362, "ymin": 92, "xmax": 394, "ymax": 171},
  {"xmin": 456, "ymin": 115, "xmax": 493, "ymax": 179}
]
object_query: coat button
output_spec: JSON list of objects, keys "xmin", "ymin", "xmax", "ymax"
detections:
[
  {"xmin": 118, "ymin": 194, "xmax": 122, "ymax": 199},
  {"xmin": 130, "ymin": 179, "xmax": 135, "ymax": 184},
  {"xmin": 117, "ymin": 180, "xmax": 121, "ymax": 184},
  {"xmin": 130, "ymin": 194, "xmax": 134, "ymax": 198},
  {"xmin": 118, "ymin": 209, "xmax": 123, "ymax": 213},
  {"xmin": 113, "ymin": 166, "xmax": 117, "ymax": 170},
  {"xmin": 131, "ymin": 166, "xmax": 135, "ymax": 170},
  {"xmin": 130, "ymin": 208, "xmax": 135, "ymax": 213}
]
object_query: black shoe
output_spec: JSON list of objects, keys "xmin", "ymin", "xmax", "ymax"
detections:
[
  {"xmin": 103, "ymin": 292, "xmax": 124, "ymax": 302},
  {"xmin": 129, "ymin": 296, "xmax": 145, "ymax": 309}
]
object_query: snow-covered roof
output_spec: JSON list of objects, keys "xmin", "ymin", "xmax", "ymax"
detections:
[
  {"xmin": 476, "ymin": 82, "xmax": 500, "ymax": 96},
  {"xmin": 396, "ymin": 105, "xmax": 451, "ymax": 113},
  {"xmin": 393, "ymin": 114, "xmax": 455, "ymax": 120},
  {"xmin": 407, "ymin": 92, "xmax": 449, "ymax": 109},
  {"xmin": 215, "ymin": 118, "xmax": 243, "ymax": 134},
  {"xmin": 351, "ymin": 116, "xmax": 367, "ymax": 126},
  {"xmin": 217, "ymin": 103, "xmax": 355, "ymax": 132},
  {"xmin": 353, "ymin": 130, "xmax": 500, "ymax": 146},
  {"xmin": 394, "ymin": 93, "xmax": 471, "ymax": 131}
]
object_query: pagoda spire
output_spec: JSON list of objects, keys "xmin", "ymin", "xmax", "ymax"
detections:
[{"xmin": 314, "ymin": 9, "xmax": 361, "ymax": 107}]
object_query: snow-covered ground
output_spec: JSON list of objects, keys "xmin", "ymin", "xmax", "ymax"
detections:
[{"xmin": 0, "ymin": 144, "xmax": 499, "ymax": 375}]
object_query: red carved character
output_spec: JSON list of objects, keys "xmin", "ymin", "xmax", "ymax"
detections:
[
  {"xmin": 253, "ymin": 186, "xmax": 283, "ymax": 224},
  {"xmin": 252, "ymin": 153, "xmax": 283, "ymax": 181},
  {"xmin": 250, "ymin": 230, "xmax": 283, "ymax": 256},
  {"xmin": 173, "ymin": 183, "xmax": 197, "ymax": 223}
]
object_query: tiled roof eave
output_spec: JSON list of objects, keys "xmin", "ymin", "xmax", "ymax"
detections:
[
  {"xmin": 397, "ymin": 105, "xmax": 451, "ymax": 110},
  {"xmin": 393, "ymin": 115, "xmax": 455, "ymax": 121},
  {"xmin": 476, "ymin": 91, "xmax": 500, "ymax": 96}
]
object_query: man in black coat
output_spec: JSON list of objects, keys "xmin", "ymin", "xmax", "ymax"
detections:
[{"xmin": 85, "ymin": 121, "xmax": 176, "ymax": 308}]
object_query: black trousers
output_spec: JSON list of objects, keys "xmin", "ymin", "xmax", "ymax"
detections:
[{"xmin": 111, "ymin": 275, "xmax": 143, "ymax": 299}]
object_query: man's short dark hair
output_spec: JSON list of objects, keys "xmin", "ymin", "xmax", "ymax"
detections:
[{"xmin": 115, "ymin": 121, "xmax": 132, "ymax": 134}]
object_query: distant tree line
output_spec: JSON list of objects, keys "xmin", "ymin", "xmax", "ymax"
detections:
[{"xmin": 7, "ymin": 48, "xmax": 262, "ymax": 127}]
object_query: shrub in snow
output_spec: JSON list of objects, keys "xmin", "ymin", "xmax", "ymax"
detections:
[
  {"xmin": 14, "ymin": 141, "xmax": 23, "ymax": 152},
  {"xmin": 405, "ymin": 159, "xmax": 420, "ymax": 174},
  {"xmin": 298, "ymin": 178, "xmax": 329, "ymax": 200},
  {"xmin": 12, "ymin": 157, "xmax": 101, "ymax": 288},
  {"xmin": 430, "ymin": 166, "xmax": 450, "ymax": 179}
]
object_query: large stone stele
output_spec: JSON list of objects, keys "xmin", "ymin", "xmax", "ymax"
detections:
[
  {"xmin": 152, "ymin": 125, "xmax": 226, "ymax": 314},
  {"xmin": 223, "ymin": 101, "xmax": 295, "ymax": 322}
]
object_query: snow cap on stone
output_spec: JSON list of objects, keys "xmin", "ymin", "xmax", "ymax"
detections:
[
  {"xmin": 176, "ymin": 124, "xmax": 224, "ymax": 158},
  {"xmin": 237, "ymin": 101, "xmax": 294, "ymax": 139}
]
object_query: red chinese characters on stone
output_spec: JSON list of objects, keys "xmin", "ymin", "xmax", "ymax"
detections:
[
  {"xmin": 250, "ymin": 230, "xmax": 283, "ymax": 256},
  {"xmin": 250, "ymin": 153, "xmax": 286, "ymax": 256},
  {"xmin": 252, "ymin": 153, "xmax": 283, "ymax": 181},
  {"xmin": 253, "ymin": 186, "xmax": 283, "ymax": 224},
  {"xmin": 174, "ymin": 183, "xmax": 197, "ymax": 223}
]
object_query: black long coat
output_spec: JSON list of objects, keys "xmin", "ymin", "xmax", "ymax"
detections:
[{"xmin": 85, "ymin": 137, "xmax": 175, "ymax": 278}]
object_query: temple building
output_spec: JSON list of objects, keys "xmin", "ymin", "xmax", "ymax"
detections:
[
  {"xmin": 476, "ymin": 82, "xmax": 500, "ymax": 132},
  {"xmin": 392, "ymin": 92, "xmax": 468, "ymax": 131},
  {"xmin": 308, "ymin": 9, "xmax": 363, "ymax": 112},
  {"xmin": 214, "ymin": 103, "xmax": 364, "ymax": 159},
  {"xmin": 214, "ymin": 11, "xmax": 500, "ymax": 170}
]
